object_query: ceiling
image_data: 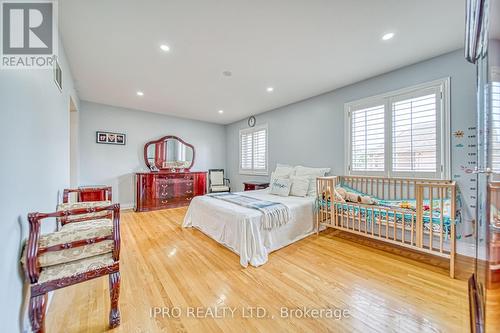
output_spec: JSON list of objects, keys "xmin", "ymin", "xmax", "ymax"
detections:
[{"xmin": 60, "ymin": 0, "xmax": 465, "ymax": 124}]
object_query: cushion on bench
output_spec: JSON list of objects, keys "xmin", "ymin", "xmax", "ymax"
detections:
[
  {"xmin": 57, "ymin": 200, "xmax": 112, "ymax": 221},
  {"xmin": 36, "ymin": 253, "xmax": 115, "ymax": 284},
  {"xmin": 21, "ymin": 219, "xmax": 113, "ymax": 268}
]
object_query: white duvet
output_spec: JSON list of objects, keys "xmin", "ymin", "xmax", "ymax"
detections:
[{"xmin": 182, "ymin": 189, "xmax": 316, "ymax": 267}]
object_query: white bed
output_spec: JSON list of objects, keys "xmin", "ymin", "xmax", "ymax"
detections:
[{"xmin": 182, "ymin": 189, "xmax": 317, "ymax": 267}]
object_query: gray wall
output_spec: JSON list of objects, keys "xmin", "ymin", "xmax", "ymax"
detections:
[
  {"xmin": 226, "ymin": 49, "xmax": 477, "ymax": 240},
  {"xmin": 0, "ymin": 43, "xmax": 79, "ymax": 332},
  {"xmin": 78, "ymin": 102, "xmax": 227, "ymax": 208}
]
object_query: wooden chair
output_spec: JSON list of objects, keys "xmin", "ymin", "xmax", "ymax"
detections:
[
  {"xmin": 208, "ymin": 169, "xmax": 231, "ymax": 193},
  {"xmin": 23, "ymin": 204, "xmax": 121, "ymax": 333}
]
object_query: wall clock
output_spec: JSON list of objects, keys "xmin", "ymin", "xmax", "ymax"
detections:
[{"xmin": 248, "ymin": 116, "xmax": 256, "ymax": 127}]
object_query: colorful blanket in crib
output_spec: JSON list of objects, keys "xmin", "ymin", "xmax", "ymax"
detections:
[
  {"xmin": 340, "ymin": 185, "xmax": 453, "ymax": 218},
  {"xmin": 317, "ymin": 185, "xmax": 458, "ymax": 235},
  {"xmin": 208, "ymin": 192, "xmax": 290, "ymax": 230}
]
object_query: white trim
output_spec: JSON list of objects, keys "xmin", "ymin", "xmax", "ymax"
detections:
[
  {"xmin": 344, "ymin": 105, "xmax": 351, "ymax": 176},
  {"xmin": 345, "ymin": 77, "xmax": 451, "ymax": 179},
  {"xmin": 239, "ymin": 124, "xmax": 269, "ymax": 175},
  {"xmin": 121, "ymin": 203, "xmax": 135, "ymax": 211},
  {"xmin": 344, "ymin": 78, "xmax": 450, "ymax": 107},
  {"xmin": 442, "ymin": 77, "xmax": 451, "ymax": 179}
]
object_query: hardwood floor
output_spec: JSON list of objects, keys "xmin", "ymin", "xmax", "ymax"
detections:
[
  {"xmin": 46, "ymin": 208, "xmax": 469, "ymax": 333},
  {"xmin": 486, "ymin": 288, "xmax": 500, "ymax": 332}
]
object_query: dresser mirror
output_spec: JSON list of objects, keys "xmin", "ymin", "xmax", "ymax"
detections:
[{"xmin": 144, "ymin": 135, "xmax": 195, "ymax": 171}]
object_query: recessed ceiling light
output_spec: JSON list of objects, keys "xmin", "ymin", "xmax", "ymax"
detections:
[
  {"xmin": 218, "ymin": 110, "xmax": 224, "ymax": 114},
  {"xmin": 266, "ymin": 87, "xmax": 274, "ymax": 92},
  {"xmin": 136, "ymin": 91, "xmax": 144, "ymax": 96},
  {"xmin": 160, "ymin": 44, "xmax": 170, "ymax": 52},
  {"xmin": 382, "ymin": 32, "xmax": 395, "ymax": 41}
]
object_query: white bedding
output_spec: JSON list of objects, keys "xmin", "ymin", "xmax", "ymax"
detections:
[{"xmin": 182, "ymin": 189, "xmax": 316, "ymax": 267}]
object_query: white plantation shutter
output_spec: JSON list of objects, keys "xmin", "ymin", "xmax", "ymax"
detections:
[
  {"xmin": 239, "ymin": 125, "xmax": 268, "ymax": 174},
  {"xmin": 253, "ymin": 129, "xmax": 267, "ymax": 171},
  {"xmin": 351, "ymin": 104, "xmax": 385, "ymax": 172},
  {"xmin": 391, "ymin": 91, "xmax": 439, "ymax": 176},
  {"xmin": 346, "ymin": 79, "xmax": 449, "ymax": 179},
  {"xmin": 240, "ymin": 132, "xmax": 253, "ymax": 170}
]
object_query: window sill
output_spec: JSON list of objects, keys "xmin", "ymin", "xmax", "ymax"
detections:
[{"xmin": 239, "ymin": 171, "xmax": 269, "ymax": 176}]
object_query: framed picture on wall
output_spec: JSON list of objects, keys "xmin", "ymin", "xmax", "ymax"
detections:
[{"xmin": 96, "ymin": 131, "xmax": 126, "ymax": 145}]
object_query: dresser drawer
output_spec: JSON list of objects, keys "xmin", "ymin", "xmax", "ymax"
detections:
[
  {"xmin": 156, "ymin": 179, "xmax": 174, "ymax": 199},
  {"xmin": 175, "ymin": 183, "xmax": 194, "ymax": 197},
  {"xmin": 177, "ymin": 180, "xmax": 194, "ymax": 189},
  {"xmin": 156, "ymin": 198, "xmax": 173, "ymax": 207},
  {"xmin": 182, "ymin": 174, "xmax": 194, "ymax": 181},
  {"xmin": 179, "ymin": 187, "xmax": 194, "ymax": 196},
  {"xmin": 156, "ymin": 196, "xmax": 193, "ymax": 208},
  {"xmin": 179, "ymin": 196, "xmax": 194, "ymax": 204},
  {"xmin": 156, "ymin": 175, "xmax": 176, "ymax": 184}
]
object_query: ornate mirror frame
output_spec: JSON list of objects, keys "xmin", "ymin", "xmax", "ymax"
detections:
[{"xmin": 144, "ymin": 135, "xmax": 195, "ymax": 172}]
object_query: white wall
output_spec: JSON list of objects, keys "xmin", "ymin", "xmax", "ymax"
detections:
[
  {"xmin": 69, "ymin": 103, "xmax": 80, "ymax": 187},
  {"xmin": 78, "ymin": 102, "xmax": 227, "ymax": 208},
  {"xmin": 0, "ymin": 43, "xmax": 79, "ymax": 332}
]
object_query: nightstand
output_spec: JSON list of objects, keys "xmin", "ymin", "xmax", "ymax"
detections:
[{"xmin": 243, "ymin": 181, "xmax": 270, "ymax": 191}]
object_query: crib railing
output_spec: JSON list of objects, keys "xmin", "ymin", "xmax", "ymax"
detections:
[
  {"xmin": 340, "ymin": 175, "xmax": 454, "ymax": 201},
  {"xmin": 316, "ymin": 176, "xmax": 457, "ymax": 278}
]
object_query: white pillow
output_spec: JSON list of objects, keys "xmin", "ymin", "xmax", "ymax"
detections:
[
  {"xmin": 289, "ymin": 176, "xmax": 310, "ymax": 197},
  {"xmin": 274, "ymin": 164, "xmax": 295, "ymax": 177},
  {"xmin": 270, "ymin": 171, "xmax": 289, "ymax": 185},
  {"xmin": 294, "ymin": 166, "xmax": 330, "ymax": 177},
  {"xmin": 294, "ymin": 166, "xmax": 331, "ymax": 196},
  {"xmin": 269, "ymin": 178, "xmax": 291, "ymax": 196}
]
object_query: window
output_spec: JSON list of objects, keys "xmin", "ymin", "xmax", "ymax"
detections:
[
  {"xmin": 351, "ymin": 104, "xmax": 385, "ymax": 172},
  {"xmin": 239, "ymin": 125, "xmax": 268, "ymax": 175},
  {"xmin": 392, "ymin": 89, "xmax": 439, "ymax": 174},
  {"xmin": 346, "ymin": 78, "xmax": 450, "ymax": 179}
]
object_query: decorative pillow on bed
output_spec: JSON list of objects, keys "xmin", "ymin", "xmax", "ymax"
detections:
[
  {"xmin": 294, "ymin": 166, "xmax": 331, "ymax": 196},
  {"xmin": 289, "ymin": 176, "xmax": 310, "ymax": 197},
  {"xmin": 274, "ymin": 164, "xmax": 295, "ymax": 177},
  {"xmin": 269, "ymin": 178, "xmax": 292, "ymax": 196},
  {"xmin": 270, "ymin": 171, "xmax": 289, "ymax": 185}
]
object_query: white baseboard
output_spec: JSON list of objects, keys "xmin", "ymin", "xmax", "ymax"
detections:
[{"xmin": 120, "ymin": 203, "xmax": 134, "ymax": 211}]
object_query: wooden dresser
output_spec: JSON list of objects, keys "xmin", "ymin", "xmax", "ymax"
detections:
[{"xmin": 135, "ymin": 171, "xmax": 207, "ymax": 212}]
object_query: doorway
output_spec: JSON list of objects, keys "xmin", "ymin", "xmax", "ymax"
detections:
[{"xmin": 69, "ymin": 96, "xmax": 79, "ymax": 187}]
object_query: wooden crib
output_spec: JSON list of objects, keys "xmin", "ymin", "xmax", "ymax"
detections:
[{"xmin": 316, "ymin": 176, "xmax": 457, "ymax": 278}]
